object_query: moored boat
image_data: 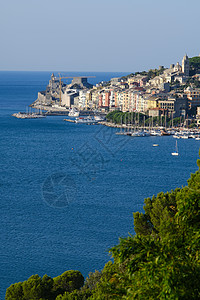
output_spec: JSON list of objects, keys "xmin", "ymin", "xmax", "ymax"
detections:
[
  {"xmin": 171, "ymin": 140, "xmax": 179, "ymax": 156},
  {"xmin": 68, "ymin": 107, "xmax": 80, "ymax": 117},
  {"xmin": 75, "ymin": 116, "xmax": 98, "ymax": 124}
]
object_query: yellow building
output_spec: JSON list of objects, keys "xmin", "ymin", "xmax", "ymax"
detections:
[
  {"xmin": 147, "ymin": 97, "xmax": 159, "ymax": 110},
  {"xmin": 122, "ymin": 91, "xmax": 129, "ymax": 111},
  {"xmin": 85, "ymin": 90, "xmax": 92, "ymax": 109},
  {"xmin": 185, "ymin": 87, "xmax": 200, "ymax": 108}
]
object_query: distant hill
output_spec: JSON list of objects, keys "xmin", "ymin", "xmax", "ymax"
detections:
[{"xmin": 189, "ymin": 56, "xmax": 200, "ymax": 76}]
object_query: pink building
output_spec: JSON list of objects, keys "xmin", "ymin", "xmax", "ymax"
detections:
[
  {"xmin": 105, "ymin": 91, "xmax": 110, "ymax": 107},
  {"xmin": 99, "ymin": 95, "xmax": 103, "ymax": 107}
]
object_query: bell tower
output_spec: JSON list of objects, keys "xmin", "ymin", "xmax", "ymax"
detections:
[{"xmin": 182, "ymin": 54, "xmax": 189, "ymax": 77}]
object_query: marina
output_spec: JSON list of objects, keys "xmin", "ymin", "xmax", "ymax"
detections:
[
  {"xmin": 12, "ymin": 111, "xmax": 200, "ymax": 139},
  {"xmin": 111, "ymin": 123, "xmax": 200, "ymax": 139}
]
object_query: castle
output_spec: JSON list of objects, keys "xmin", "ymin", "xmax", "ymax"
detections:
[{"xmin": 148, "ymin": 54, "xmax": 190, "ymax": 88}]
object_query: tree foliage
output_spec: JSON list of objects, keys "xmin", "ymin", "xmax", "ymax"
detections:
[
  {"xmin": 53, "ymin": 271, "xmax": 84, "ymax": 297},
  {"xmin": 106, "ymin": 111, "xmax": 148, "ymax": 126},
  {"xmin": 6, "ymin": 271, "xmax": 84, "ymax": 300},
  {"xmin": 189, "ymin": 56, "xmax": 200, "ymax": 76}
]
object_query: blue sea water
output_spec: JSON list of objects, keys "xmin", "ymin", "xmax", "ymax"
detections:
[{"xmin": 0, "ymin": 71, "xmax": 199, "ymax": 299}]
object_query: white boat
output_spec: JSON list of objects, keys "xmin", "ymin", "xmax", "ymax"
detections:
[
  {"xmin": 171, "ymin": 140, "xmax": 179, "ymax": 156},
  {"xmin": 115, "ymin": 115, "xmax": 125, "ymax": 135},
  {"xmin": 180, "ymin": 135, "xmax": 188, "ymax": 139},
  {"xmin": 195, "ymin": 136, "xmax": 200, "ymax": 140},
  {"xmin": 189, "ymin": 135, "xmax": 196, "ymax": 139},
  {"xmin": 94, "ymin": 115, "xmax": 105, "ymax": 121},
  {"xmin": 75, "ymin": 116, "xmax": 98, "ymax": 124},
  {"xmin": 173, "ymin": 135, "xmax": 181, "ymax": 139},
  {"xmin": 131, "ymin": 131, "xmax": 146, "ymax": 137},
  {"xmin": 150, "ymin": 130, "xmax": 161, "ymax": 136},
  {"xmin": 68, "ymin": 107, "xmax": 80, "ymax": 117}
]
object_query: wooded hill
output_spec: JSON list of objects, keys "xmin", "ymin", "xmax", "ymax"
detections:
[{"xmin": 189, "ymin": 56, "xmax": 200, "ymax": 76}]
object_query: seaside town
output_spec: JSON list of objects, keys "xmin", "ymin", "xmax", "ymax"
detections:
[{"xmin": 13, "ymin": 54, "xmax": 200, "ymax": 130}]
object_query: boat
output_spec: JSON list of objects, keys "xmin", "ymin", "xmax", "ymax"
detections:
[
  {"xmin": 115, "ymin": 115, "xmax": 125, "ymax": 135},
  {"xmin": 161, "ymin": 130, "xmax": 171, "ymax": 136},
  {"xmin": 153, "ymin": 144, "xmax": 159, "ymax": 147},
  {"xmin": 180, "ymin": 135, "xmax": 188, "ymax": 139},
  {"xmin": 173, "ymin": 134, "xmax": 181, "ymax": 139},
  {"xmin": 150, "ymin": 130, "xmax": 161, "ymax": 136},
  {"xmin": 68, "ymin": 107, "xmax": 80, "ymax": 117},
  {"xmin": 131, "ymin": 130, "xmax": 147, "ymax": 137},
  {"xmin": 75, "ymin": 116, "xmax": 98, "ymax": 124},
  {"xmin": 171, "ymin": 140, "xmax": 179, "ymax": 156},
  {"xmin": 195, "ymin": 136, "xmax": 200, "ymax": 140},
  {"xmin": 94, "ymin": 115, "xmax": 105, "ymax": 121},
  {"xmin": 125, "ymin": 131, "xmax": 133, "ymax": 136},
  {"xmin": 144, "ymin": 130, "xmax": 150, "ymax": 137}
]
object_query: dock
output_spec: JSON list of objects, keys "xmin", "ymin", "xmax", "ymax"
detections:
[{"xmin": 63, "ymin": 119, "xmax": 76, "ymax": 123}]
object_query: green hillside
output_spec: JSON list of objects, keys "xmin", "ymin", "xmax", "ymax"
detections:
[{"xmin": 189, "ymin": 56, "xmax": 200, "ymax": 76}]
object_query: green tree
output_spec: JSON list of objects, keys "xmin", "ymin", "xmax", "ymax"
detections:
[
  {"xmin": 53, "ymin": 270, "xmax": 84, "ymax": 297},
  {"xmin": 6, "ymin": 271, "xmax": 84, "ymax": 300},
  {"xmin": 189, "ymin": 56, "xmax": 200, "ymax": 76},
  {"xmin": 5, "ymin": 282, "xmax": 24, "ymax": 300},
  {"xmin": 22, "ymin": 274, "xmax": 45, "ymax": 300}
]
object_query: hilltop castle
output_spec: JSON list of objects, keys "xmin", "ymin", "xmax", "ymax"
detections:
[{"xmin": 148, "ymin": 54, "xmax": 190, "ymax": 88}]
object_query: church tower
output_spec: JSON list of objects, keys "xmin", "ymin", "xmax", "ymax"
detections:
[{"xmin": 182, "ymin": 54, "xmax": 189, "ymax": 77}]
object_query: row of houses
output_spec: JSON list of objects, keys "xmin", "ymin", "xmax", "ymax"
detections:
[
  {"xmin": 97, "ymin": 88, "xmax": 188, "ymax": 118},
  {"xmin": 56, "ymin": 85, "xmax": 188, "ymax": 118},
  {"xmin": 35, "ymin": 55, "xmax": 200, "ymax": 118}
]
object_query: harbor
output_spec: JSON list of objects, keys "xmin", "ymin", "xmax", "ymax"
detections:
[
  {"xmin": 97, "ymin": 120, "xmax": 200, "ymax": 139},
  {"xmin": 12, "ymin": 110, "xmax": 200, "ymax": 139}
]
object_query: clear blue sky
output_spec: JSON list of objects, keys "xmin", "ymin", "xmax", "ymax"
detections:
[{"xmin": 1, "ymin": 0, "xmax": 200, "ymax": 72}]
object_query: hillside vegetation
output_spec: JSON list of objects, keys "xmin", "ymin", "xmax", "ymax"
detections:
[{"xmin": 189, "ymin": 56, "xmax": 200, "ymax": 76}]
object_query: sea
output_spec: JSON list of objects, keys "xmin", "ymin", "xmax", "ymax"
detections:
[{"xmin": 0, "ymin": 71, "xmax": 199, "ymax": 299}]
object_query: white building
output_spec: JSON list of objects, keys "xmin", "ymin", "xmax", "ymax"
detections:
[
  {"xmin": 61, "ymin": 89, "xmax": 78, "ymax": 107},
  {"xmin": 78, "ymin": 90, "xmax": 87, "ymax": 109}
]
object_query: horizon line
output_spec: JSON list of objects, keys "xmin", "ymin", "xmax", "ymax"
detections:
[{"xmin": 0, "ymin": 69, "xmax": 132, "ymax": 73}]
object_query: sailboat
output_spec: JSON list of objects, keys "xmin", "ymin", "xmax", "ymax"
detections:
[
  {"xmin": 115, "ymin": 115, "xmax": 124, "ymax": 135},
  {"xmin": 171, "ymin": 140, "xmax": 179, "ymax": 156}
]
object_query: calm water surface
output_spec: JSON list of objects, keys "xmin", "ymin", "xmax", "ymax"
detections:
[{"xmin": 0, "ymin": 71, "xmax": 199, "ymax": 299}]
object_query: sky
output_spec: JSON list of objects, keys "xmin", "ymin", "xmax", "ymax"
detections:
[{"xmin": 0, "ymin": 0, "xmax": 200, "ymax": 72}]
